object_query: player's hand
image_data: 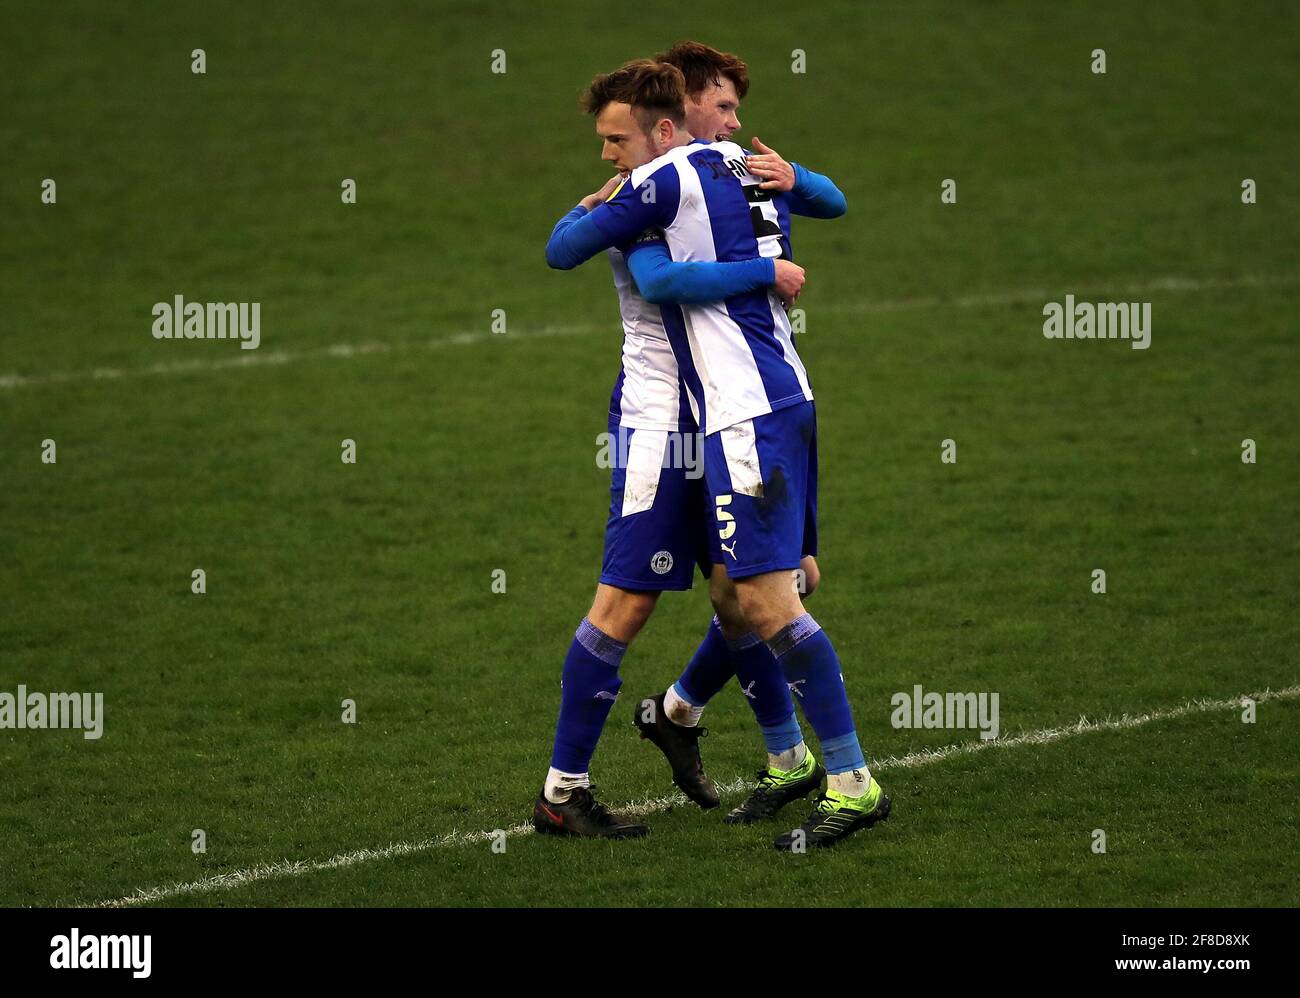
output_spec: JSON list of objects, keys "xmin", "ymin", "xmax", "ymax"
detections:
[
  {"xmin": 773, "ymin": 259, "xmax": 805, "ymax": 305},
  {"xmin": 580, "ymin": 174, "xmax": 623, "ymax": 211},
  {"xmin": 747, "ymin": 137, "xmax": 796, "ymax": 192}
]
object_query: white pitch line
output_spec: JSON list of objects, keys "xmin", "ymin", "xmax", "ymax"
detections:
[
  {"xmin": 6, "ymin": 271, "xmax": 1296, "ymax": 393},
  {"xmin": 868, "ymin": 683, "xmax": 1299, "ymax": 771},
  {"xmin": 88, "ymin": 682, "xmax": 1298, "ymax": 908},
  {"xmin": 819, "ymin": 271, "xmax": 1300, "ymax": 315},
  {"xmin": 0, "ymin": 322, "xmax": 601, "ymax": 391}
]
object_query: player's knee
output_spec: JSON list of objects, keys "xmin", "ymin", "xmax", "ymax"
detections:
[
  {"xmin": 735, "ymin": 588, "xmax": 792, "ymax": 641},
  {"xmin": 708, "ymin": 577, "xmax": 735, "ymax": 613},
  {"xmin": 589, "ymin": 587, "xmax": 658, "ymax": 642},
  {"xmin": 708, "ymin": 569, "xmax": 731, "ymax": 607},
  {"xmin": 613, "ymin": 593, "xmax": 656, "ymax": 637},
  {"xmin": 797, "ymin": 557, "xmax": 820, "ymax": 599},
  {"xmin": 708, "ymin": 575, "xmax": 747, "ymax": 635},
  {"xmin": 711, "ymin": 595, "xmax": 748, "ymax": 638}
]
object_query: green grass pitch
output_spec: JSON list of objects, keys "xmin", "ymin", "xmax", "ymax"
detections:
[{"xmin": 1, "ymin": 1, "xmax": 1297, "ymax": 907}]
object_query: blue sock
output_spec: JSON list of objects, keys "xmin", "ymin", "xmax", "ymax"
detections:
[
  {"xmin": 727, "ymin": 629, "xmax": 803, "ymax": 754},
  {"xmin": 769, "ymin": 614, "xmax": 865, "ymax": 774},
  {"xmin": 549, "ymin": 618, "xmax": 626, "ymax": 774},
  {"xmin": 673, "ymin": 616, "xmax": 736, "ymax": 707}
]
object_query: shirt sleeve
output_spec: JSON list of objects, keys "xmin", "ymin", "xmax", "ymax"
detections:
[
  {"xmin": 587, "ymin": 166, "xmax": 681, "ymax": 250},
  {"xmin": 625, "ymin": 242, "xmax": 776, "ymax": 305},
  {"xmin": 545, "ymin": 204, "xmax": 606, "ymax": 270},
  {"xmin": 784, "ymin": 162, "xmax": 848, "ymax": 218},
  {"xmin": 544, "ymin": 166, "xmax": 681, "ymax": 270}
]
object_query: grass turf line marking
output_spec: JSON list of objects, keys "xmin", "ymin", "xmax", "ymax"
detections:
[
  {"xmin": 87, "ymin": 683, "xmax": 1298, "ymax": 908},
  {"xmin": 0, "ymin": 323, "xmax": 598, "ymax": 391},
  {"xmin": 6, "ymin": 271, "xmax": 1296, "ymax": 392}
]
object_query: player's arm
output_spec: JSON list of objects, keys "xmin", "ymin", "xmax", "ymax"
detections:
[
  {"xmin": 746, "ymin": 137, "xmax": 848, "ymax": 218},
  {"xmin": 624, "ymin": 240, "xmax": 777, "ymax": 305},
  {"xmin": 545, "ymin": 167, "xmax": 679, "ymax": 271},
  {"xmin": 784, "ymin": 162, "xmax": 847, "ymax": 218},
  {"xmin": 545, "ymin": 204, "xmax": 607, "ymax": 270}
]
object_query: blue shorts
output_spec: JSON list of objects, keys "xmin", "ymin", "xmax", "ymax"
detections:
[
  {"xmin": 704, "ymin": 401, "xmax": 819, "ymax": 580},
  {"xmin": 599, "ymin": 420, "xmax": 712, "ymax": 592}
]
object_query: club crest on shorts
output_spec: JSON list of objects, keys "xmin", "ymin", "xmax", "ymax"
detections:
[{"xmin": 650, "ymin": 550, "xmax": 674, "ymax": 574}]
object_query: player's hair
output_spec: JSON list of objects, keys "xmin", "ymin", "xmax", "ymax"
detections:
[
  {"xmin": 653, "ymin": 40, "xmax": 750, "ymax": 101},
  {"xmin": 580, "ymin": 59, "xmax": 686, "ymax": 134}
]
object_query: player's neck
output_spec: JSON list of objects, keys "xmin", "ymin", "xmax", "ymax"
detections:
[{"xmin": 657, "ymin": 134, "xmax": 693, "ymax": 155}]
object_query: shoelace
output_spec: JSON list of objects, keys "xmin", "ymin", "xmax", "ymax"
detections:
[
  {"xmin": 745, "ymin": 771, "xmax": 792, "ymax": 812},
  {"xmin": 580, "ymin": 786, "xmax": 628, "ymax": 827},
  {"xmin": 756, "ymin": 762, "xmax": 810, "ymax": 794}
]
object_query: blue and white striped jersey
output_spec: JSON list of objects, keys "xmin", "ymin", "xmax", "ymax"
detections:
[
  {"xmin": 603, "ymin": 243, "xmax": 694, "ymax": 431},
  {"xmin": 589, "ymin": 140, "xmax": 813, "ymax": 437}
]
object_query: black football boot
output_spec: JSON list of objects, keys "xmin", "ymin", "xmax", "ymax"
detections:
[
  {"xmin": 532, "ymin": 786, "xmax": 650, "ymax": 839},
  {"xmin": 632, "ymin": 692, "xmax": 720, "ymax": 809}
]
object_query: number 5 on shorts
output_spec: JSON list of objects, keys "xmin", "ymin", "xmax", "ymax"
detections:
[{"xmin": 715, "ymin": 494, "xmax": 736, "ymax": 540}]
